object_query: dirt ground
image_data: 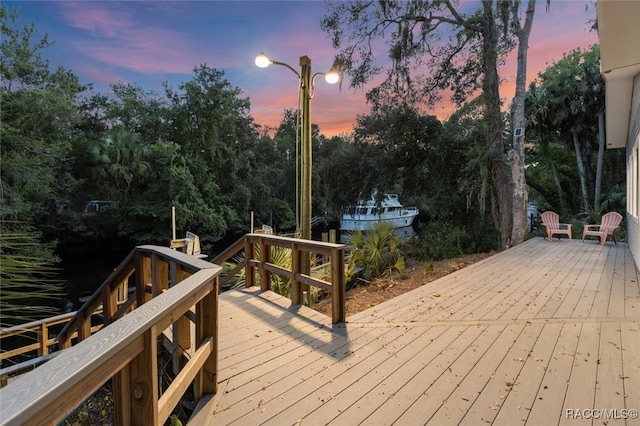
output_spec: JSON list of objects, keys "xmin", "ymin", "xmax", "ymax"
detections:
[{"xmin": 311, "ymin": 252, "xmax": 496, "ymax": 318}]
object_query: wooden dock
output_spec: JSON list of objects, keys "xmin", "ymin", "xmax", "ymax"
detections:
[{"xmin": 191, "ymin": 237, "xmax": 640, "ymax": 425}]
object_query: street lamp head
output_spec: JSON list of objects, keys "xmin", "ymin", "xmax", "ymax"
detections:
[
  {"xmin": 255, "ymin": 52, "xmax": 272, "ymax": 68},
  {"xmin": 324, "ymin": 69, "xmax": 340, "ymax": 85},
  {"xmin": 324, "ymin": 59, "xmax": 342, "ymax": 85}
]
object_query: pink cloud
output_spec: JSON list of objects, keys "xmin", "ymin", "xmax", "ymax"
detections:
[
  {"xmin": 78, "ymin": 62, "xmax": 124, "ymax": 88},
  {"xmin": 62, "ymin": 7, "xmax": 131, "ymax": 37},
  {"xmin": 59, "ymin": 3, "xmax": 199, "ymax": 75}
]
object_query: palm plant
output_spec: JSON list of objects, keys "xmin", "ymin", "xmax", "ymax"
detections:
[
  {"xmin": 580, "ymin": 183, "xmax": 626, "ymax": 224},
  {"xmin": 1, "ymin": 221, "xmax": 63, "ymax": 328},
  {"xmin": 90, "ymin": 129, "xmax": 150, "ymax": 197},
  {"xmin": 347, "ymin": 221, "xmax": 405, "ymax": 281}
]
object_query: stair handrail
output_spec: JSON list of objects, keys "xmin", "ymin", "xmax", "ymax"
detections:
[
  {"xmin": 0, "ymin": 245, "xmax": 221, "ymax": 425},
  {"xmin": 56, "ymin": 245, "xmax": 212, "ymax": 349}
]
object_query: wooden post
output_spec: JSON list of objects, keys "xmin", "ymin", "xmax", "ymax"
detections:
[
  {"xmin": 130, "ymin": 327, "xmax": 159, "ymax": 425},
  {"xmin": 135, "ymin": 252, "xmax": 151, "ymax": 307},
  {"xmin": 195, "ymin": 276, "xmax": 219, "ymax": 400},
  {"xmin": 58, "ymin": 333, "xmax": 71, "ymax": 350},
  {"xmin": 172, "ymin": 266, "xmax": 191, "ymax": 374},
  {"xmin": 151, "ymin": 254, "xmax": 169, "ymax": 297},
  {"xmin": 176, "ymin": 268, "xmax": 191, "ymax": 351},
  {"xmin": 291, "ymin": 243, "xmax": 302, "ymax": 305},
  {"xmin": 102, "ymin": 284, "xmax": 118, "ymax": 325},
  {"xmin": 113, "ymin": 364, "xmax": 132, "ymax": 425},
  {"xmin": 331, "ymin": 247, "xmax": 346, "ymax": 323},
  {"xmin": 244, "ymin": 237, "xmax": 255, "ymax": 288},
  {"xmin": 117, "ymin": 277, "xmax": 128, "ymax": 312},
  {"xmin": 77, "ymin": 311, "xmax": 91, "ymax": 342},
  {"xmin": 259, "ymin": 237, "xmax": 270, "ymax": 291},
  {"xmin": 38, "ymin": 323, "xmax": 47, "ymax": 356}
]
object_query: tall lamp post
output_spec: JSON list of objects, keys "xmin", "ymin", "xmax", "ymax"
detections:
[{"xmin": 255, "ymin": 53, "xmax": 340, "ymax": 244}]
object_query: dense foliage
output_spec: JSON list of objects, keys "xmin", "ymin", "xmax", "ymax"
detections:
[{"xmin": 525, "ymin": 45, "xmax": 626, "ymax": 220}]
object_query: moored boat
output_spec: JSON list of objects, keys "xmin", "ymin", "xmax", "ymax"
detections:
[{"xmin": 340, "ymin": 193, "xmax": 419, "ymax": 231}]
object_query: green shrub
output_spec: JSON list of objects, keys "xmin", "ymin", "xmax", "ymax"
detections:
[
  {"xmin": 407, "ymin": 218, "xmax": 499, "ymax": 261},
  {"xmin": 346, "ymin": 221, "xmax": 405, "ymax": 280},
  {"xmin": 423, "ymin": 259, "xmax": 434, "ymax": 273}
]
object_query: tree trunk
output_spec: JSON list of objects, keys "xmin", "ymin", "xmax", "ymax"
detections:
[
  {"xmin": 482, "ymin": 2, "xmax": 512, "ymax": 249},
  {"xmin": 594, "ymin": 110, "xmax": 605, "ymax": 211},
  {"xmin": 572, "ymin": 130, "xmax": 590, "ymax": 212},
  {"xmin": 508, "ymin": 0, "xmax": 536, "ymax": 246},
  {"xmin": 550, "ymin": 158, "xmax": 564, "ymax": 204}
]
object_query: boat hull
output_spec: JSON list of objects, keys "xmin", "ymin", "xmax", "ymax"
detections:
[{"xmin": 340, "ymin": 209, "xmax": 419, "ymax": 231}]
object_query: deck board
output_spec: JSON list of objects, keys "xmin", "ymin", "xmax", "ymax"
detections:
[
  {"xmin": 559, "ymin": 322, "xmax": 601, "ymax": 426},
  {"xmin": 194, "ymin": 238, "xmax": 640, "ymax": 425}
]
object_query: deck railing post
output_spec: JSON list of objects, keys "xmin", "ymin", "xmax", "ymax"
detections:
[
  {"xmin": 291, "ymin": 243, "xmax": 303, "ymax": 305},
  {"xmin": 195, "ymin": 275, "xmax": 219, "ymax": 399},
  {"xmin": 151, "ymin": 254, "xmax": 169, "ymax": 297},
  {"xmin": 102, "ymin": 283, "xmax": 117, "ymax": 326},
  {"xmin": 117, "ymin": 277, "xmax": 127, "ymax": 305},
  {"xmin": 113, "ymin": 364, "xmax": 132, "ymax": 425},
  {"xmin": 259, "ymin": 237, "xmax": 271, "ymax": 291},
  {"xmin": 135, "ymin": 252, "xmax": 150, "ymax": 307},
  {"xmin": 77, "ymin": 311, "xmax": 91, "ymax": 342},
  {"xmin": 331, "ymin": 247, "xmax": 346, "ymax": 323},
  {"xmin": 173, "ymin": 267, "xmax": 191, "ymax": 374},
  {"xmin": 130, "ymin": 326, "xmax": 159, "ymax": 425},
  {"xmin": 244, "ymin": 237, "xmax": 255, "ymax": 288},
  {"xmin": 37, "ymin": 323, "xmax": 47, "ymax": 356}
]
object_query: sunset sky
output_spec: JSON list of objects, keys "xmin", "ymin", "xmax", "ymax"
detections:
[{"xmin": 6, "ymin": 1, "xmax": 599, "ymax": 137}]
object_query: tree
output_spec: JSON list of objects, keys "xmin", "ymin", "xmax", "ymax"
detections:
[
  {"xmin": 322, "ymin": 0, "xmax": 536, "ymax": 248},
  {"xmin": 507, "ymin": 0, "xmax": 537, "ymax": 245},
  {"xmin": 1, "ymin": 6, "xmax": 87, "ymax": 222},
  {"xmin": 352, "ymin": 104, "xmax": 443, "ymax": 198},
  {"xmin": 90, "ymin": 129, "xmax": 150, "ymax": 197},
  {"xmin": 527, "ymin": 45, "xmax": 606, "ymax": 215},
  {"xmin": 525, "ymin": 82, "xmax": 566, "ymax": 210},
  {"xmin": 163, "ymin": 65, "xmax": 261, "ymax": 239}
]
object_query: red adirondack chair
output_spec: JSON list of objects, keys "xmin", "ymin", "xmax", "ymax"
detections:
[
  {"xmin": 541, "ymin": 211, "xmax": 572, "ymax": 241},
  {"xmin": 582, "ymin": 212, "xmax": 623, "ymax": 245}
]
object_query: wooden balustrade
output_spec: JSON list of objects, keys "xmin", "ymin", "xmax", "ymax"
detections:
[
  {"xmin": 213, "ymin": 233, "xmax": 346, "ymax": 323},
  {"xmin": 0, "ymin": 234, "xmax": 345, "ymax": 424},
  {"xmin": 1, "ymin": 312, "xmax": 82, "ymax": 361},
  {"xmin": 0, "ymin": 246, "xmax": 221, "ymax": 426},
  {"xmin": 2, "ymin": 234, "xmax": 346, "ymax": 375},
  {"xmin": 56, "ymin": 245, "xmax": 213, "ymax": 349}
]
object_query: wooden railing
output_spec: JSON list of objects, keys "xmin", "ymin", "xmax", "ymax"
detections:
[
  {"xmin": 56, "ymin": 245, "xmax": 215, "ymax": 349},
  {"xmin": 213, "ymin": 233, "xmax": 346, "ymax": 323},
  {"xmin": 0, "ymin": 310, "xmax": 104, "ymax": 380},
  {"xmin": 1, "ymin": 312, "xmax": 94, "ymax": 362},
  {"xmin": 0, "ymin": 234, "xmax": 345, "ymax": 424},
  {"xmin": 0, "ymin": 245, "xmax": 221, "ymax": 426},
  {"xmin": 2, "ymin": 234, "xmax": 347, "ymax": 375}
]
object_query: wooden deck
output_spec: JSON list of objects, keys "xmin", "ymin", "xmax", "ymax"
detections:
[{"xmin": 191, "ymin": 237, "xmax": 640, "ymax": 425}]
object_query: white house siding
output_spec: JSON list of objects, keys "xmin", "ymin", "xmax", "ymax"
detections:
[{"xmin": 628, "ymin": 73, "xmax": 640, "ymax": 271}]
